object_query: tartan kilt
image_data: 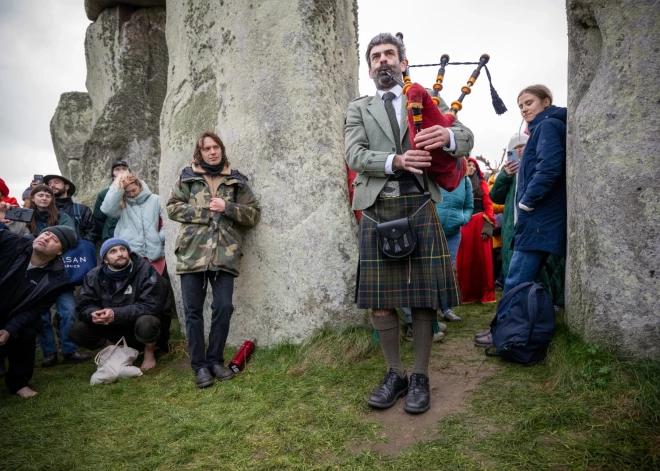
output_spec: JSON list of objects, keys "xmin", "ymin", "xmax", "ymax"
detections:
[{"xmin": 357, "ymin": 193, "xmax": 460, "ymax": 310}]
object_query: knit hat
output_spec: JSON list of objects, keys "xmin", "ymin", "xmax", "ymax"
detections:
[
  {"xmin": 43, "ymin": 175, "xmax": 76, "ymax": 197},
  {"xmin": 111, "ymin": 160, "xmax": 130, "ymax": 177},
  {"xmin": 22, "ymin": 187, "xmax": 32, "ymax": 200},
  {"xmin": 40, "ymin": 225, "xmax": 78, "ymax": 254},
  {"xmin": 0, "ymin": 178, "xmax": 9, "ymax": 197},
  {"xmin": 101, "ymin": 238, "xmax": 131, "ymax": 260},
  {"xmin": 507, "ymin": 133, "xmax": 529, "ymax": 151}
]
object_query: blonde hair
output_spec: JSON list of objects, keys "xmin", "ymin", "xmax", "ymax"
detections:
[{"xmin": 114, "ymin": 171, "xmax": 141, "ymax": 209}]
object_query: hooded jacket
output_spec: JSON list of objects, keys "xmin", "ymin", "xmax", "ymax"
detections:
[
  {"xmin": 0, "ymin": 230, "xmax": 70, "ymax": 337},
  {"xmin": 76, "ymin": 252, "xmax": 170, "ymax": 324},
  {"xmin": 436, "ymin": 176, "xmax": 474, "ymax": 237},
  {"xmin": 0, "ymin": 178, "xmax": 18, "ymax": 207},
  {"xmin": 514, "ymin": 105, "xmax": 567, "ymax": 256},
  {"xmin": 166, "ymin": 162, "xmax": 260, "ymax": 276},
  {"xmin": 100, "ymin": 181, "xmax": 164, "ymax": 262}
]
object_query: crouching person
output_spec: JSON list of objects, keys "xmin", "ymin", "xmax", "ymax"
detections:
[{"xmin": 70, "ymin": 238, "xmax": 172, "ymax": 371}]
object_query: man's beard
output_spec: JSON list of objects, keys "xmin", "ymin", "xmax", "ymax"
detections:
[
  {"xmin": 53, "ymin": 188, "xmax": 66, "ymax": 197},
  {"xmin": 109, "ymin": 257, "xmax": 130, "ymax": 270},
  {"xmin": 372, "ymin": 64, "xmax": 402, "ymax": 90}
]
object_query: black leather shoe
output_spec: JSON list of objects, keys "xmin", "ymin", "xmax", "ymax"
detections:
[
  {"xmin": 63, "ymin": 352, "xmax": 91, "ymax": 364},
  {"xmin": 195, "ymin": 367, "xmax": 215, "ymax": 388},
  {"xmin": 42, "ymin": 354, "xmax": 58, "ymax": 367},
  {"xmin": 404, "ymin": 373, "xmax": 431, "ymax": 414},
  {"xmin": 210, "ymin": 364, "xmax": 235, "ymax": 381},
  {"xmin": 368, "ymin": 369, "xmax": 408, "ymax": 409}
]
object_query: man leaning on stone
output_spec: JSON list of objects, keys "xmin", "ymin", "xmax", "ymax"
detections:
[
  {"xmin": 69, "ymin": 238, "xmax": 172, "ymax": 371},
  {"xmin": 345, "ymin": 33, "xmax": 474, "ymax": 414},
  {"xmin": 0, "ymin": 224, "xmax": 77, "ymax": 398}
]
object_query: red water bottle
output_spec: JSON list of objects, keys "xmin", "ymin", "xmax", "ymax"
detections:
[{"xmin": 229, "ymin": 338, "xmax": 256, "ymax": 373}]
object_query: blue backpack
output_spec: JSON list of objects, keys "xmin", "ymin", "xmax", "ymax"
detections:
[{"xmin": 486, "ymin": 282, "xmax": 555, "ymax": 365}]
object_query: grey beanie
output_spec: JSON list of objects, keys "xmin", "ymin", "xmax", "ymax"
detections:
[{"xmin": 41, "ymin": 225, "xmax": 78, "ymax": 253}]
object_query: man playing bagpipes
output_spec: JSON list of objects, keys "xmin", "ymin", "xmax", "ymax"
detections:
[{"xmin": 345, "ymin": 33, "xmax": 474, "ymax": 414}]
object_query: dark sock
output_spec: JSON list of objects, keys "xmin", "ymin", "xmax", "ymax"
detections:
[
  {"xmin": 411, "ymin": 308, "xmax": 436, "ymax": 376},
  {"xmin": 371, "ymin": 311, "xmax": 404, "ymax": 377}
]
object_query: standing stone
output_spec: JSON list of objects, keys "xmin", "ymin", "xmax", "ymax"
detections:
[
  {"xmin": 566, "ymin": 0, "xmax": 660, "ymax": 357},
  {"xmin": 50, "ymin": 92, "xmax": 93, "ymax": 186},
  {"xmin": 51, "ymin": 5, "xmax": 168, "ymax": 208},
  {"xmin": 160, "ymin": 0, "xmax": 361, "ymax": 346},
  {"xmin": 80, "ymin": 5, "xmax": 168, "ymax": 207},
  {"xmin": 85, "ymin": 0, "xmax": 166, "ymax": 21}
]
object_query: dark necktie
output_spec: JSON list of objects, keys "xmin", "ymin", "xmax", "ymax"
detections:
[{"xmin": 383, "ymin": 92, "xmax": 402, "ymax": 154}]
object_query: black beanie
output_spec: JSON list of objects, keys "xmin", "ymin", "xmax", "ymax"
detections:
[
  {"xmin": 41, "ymin": 225, "xmax": 78, "ymax": 254},
  {"xmin": 111, "ymin": 160, "xmax": 130, "ymax": 177}
]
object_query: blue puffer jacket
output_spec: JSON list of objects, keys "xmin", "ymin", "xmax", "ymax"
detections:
[
  {"xmin": 100, "ymin": 181, "xmax": 165, "ymax": 261},
  {"xmin": 436, "ymin": 176, "xmax": 474, "ymax": 237},
  {"xmin": 514, "ymin": 105, "xmax": 567, "ymax": 256}
]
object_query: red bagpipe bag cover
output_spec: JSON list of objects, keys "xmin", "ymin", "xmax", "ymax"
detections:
[{"xmin": 405, "ymin": 83, "xmax": 466, "ymax": 192}]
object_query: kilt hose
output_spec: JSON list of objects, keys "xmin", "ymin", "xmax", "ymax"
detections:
[{"xmin": 357, "ymin": 193, "xmax": 461, "ymax": 310}]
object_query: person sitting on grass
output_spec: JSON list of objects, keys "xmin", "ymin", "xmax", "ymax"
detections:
[
  {"xmin": 0, "ymin": 220, "xmax": 77, "ymax": 398},
  {"xmin": 70, "ymin": 238, "xmax": 172, "ymax": 371}
]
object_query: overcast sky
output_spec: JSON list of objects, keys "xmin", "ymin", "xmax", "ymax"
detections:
[{"xmin": 0, "ymin": 0, "xmax": 567, "ymax": 202}]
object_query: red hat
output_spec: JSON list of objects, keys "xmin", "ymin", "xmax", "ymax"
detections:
[{"xmin": 0, "ymin": 178, "xmax": 9, "ymax": 196}]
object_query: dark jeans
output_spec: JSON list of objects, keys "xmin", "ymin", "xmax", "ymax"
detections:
[
  {"xmin": 1, "ymin": 325, "xmax": 38, "ymax": 393},
  {"xmin": 69, "ymin": 315, "xmax": 168, "ymax": 352},
  {"xmin": 180, "ymin": 271, "xmax": 235, "ymax": 371}
]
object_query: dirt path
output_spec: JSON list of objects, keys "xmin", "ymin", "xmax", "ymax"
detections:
[{"xmin": 353, "ymin": 335, "xmax": 498, "ymax": 456}]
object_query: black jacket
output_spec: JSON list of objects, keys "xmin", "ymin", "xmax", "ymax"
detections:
[
  {"xmin": 55, "ymin": 197, "xmax": 96, "ymax": 242},
  {"xmin": 76, "ymin": 253, "xmax": 171, "ymax": 325},
  {"xmin": 0, "ymin": 230, "xmax": 70, "ymax": 337}
]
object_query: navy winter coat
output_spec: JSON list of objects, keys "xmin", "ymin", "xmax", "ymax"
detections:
[
  {"xmin": 514, "ymin": 105, "xmax": 567, "ymax": 256},
  {"xmin": 436, "ymin": 176, "xmax": 474, "ymax": 237}
]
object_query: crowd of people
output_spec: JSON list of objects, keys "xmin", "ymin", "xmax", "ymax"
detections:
[
  {"xmin": 0, "ymin": 132, "xmax": 260, "ymax": 397},
  {"xmin": 0, "ymin": 32, "xmax": 566, "ymax": 411}
]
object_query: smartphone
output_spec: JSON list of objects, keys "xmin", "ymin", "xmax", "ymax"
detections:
[
  {"xmin": 5, "ymin": 207, "xmax": 34, "ymax": 223},
  {"xmin": 34, "ymin": 174, "xmax": 44, "ymax": 184},
  {"xmin": 506, "ymin": 150, "xmax": 519, "ymax": 163}
]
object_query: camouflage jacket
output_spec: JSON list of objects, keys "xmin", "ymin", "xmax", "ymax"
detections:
[{"xmin": 166, "ymin": 162, "xmax": 260, "ymax": 276}]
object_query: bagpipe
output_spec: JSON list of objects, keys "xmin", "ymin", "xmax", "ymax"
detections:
[{"xmin": 389, "ymin": 32, "xmax": 507, "ymax": 192}]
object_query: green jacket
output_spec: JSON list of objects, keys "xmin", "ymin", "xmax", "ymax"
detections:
[
  {"xmin": 490, "ymin": 171, "xmax": 516, "ymax": 278},
  {"xmin": 93, "ymin": 185, "xmax": 119, "ymax": 242},
  {"xmin": 345, "ymin": 91, "xmax": 474, "ymax": 211},
  {"xmin": 166, "ymin": 162, "xmax": 260, "ymax": 276}
]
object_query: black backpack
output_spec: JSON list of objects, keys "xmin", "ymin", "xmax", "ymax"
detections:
[{"xmin": 485, "ymin": 282, "xmax": 555, "ymax": 365}]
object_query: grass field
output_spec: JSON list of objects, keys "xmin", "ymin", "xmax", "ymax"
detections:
[{"xmin": 1, "ymin": 301, "xmax": 659, "ymax": 470}]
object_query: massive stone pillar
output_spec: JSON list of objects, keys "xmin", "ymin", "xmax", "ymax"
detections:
[
  {"xmin": 566, "ymin": 0, "xmax": 660, "ymax": 357},
  {"xmin": 159, "ymin": 0, "xmax": 361, "ymax": 345},
  {"xmin": 51, "ymin": 4, "xmax": 167, "ymax": 207}
]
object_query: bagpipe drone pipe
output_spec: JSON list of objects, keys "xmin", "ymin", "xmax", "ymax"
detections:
[{"xmin": 389, "ymin": 32, "xmax": 507, "ymax": 192}]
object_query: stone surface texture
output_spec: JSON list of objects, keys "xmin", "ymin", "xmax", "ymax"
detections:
[
  {"xmin": 566, "ymin": 0, "xmax": 660, "ymax": 357},
  {"xmin": 51, "ymin": 5, "xmax": 168, "ymax": 207},
  {"xmin": 159, "ymin": 0, "xmax": 362, "ymax": 346},
  {"xmin": 50, "ymin": 92, "xmax": 93, "ymax": 185},
  {"xmin": 85, "ymin": 0, "xmax": 166, "ymax": 21}
]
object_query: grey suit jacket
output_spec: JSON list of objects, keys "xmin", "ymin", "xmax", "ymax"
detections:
[{"xmin": 345, "ymin": 92, "xmax": 474, "ymax": 211}]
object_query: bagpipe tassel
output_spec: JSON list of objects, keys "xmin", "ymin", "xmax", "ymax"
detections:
[
  {"xmin": 484, "ymin": 65, "xmax": 507, "ymax": 115},
  {"xmin": 490, "ymin": 84, "xmax": 507, "ymax": 115}
]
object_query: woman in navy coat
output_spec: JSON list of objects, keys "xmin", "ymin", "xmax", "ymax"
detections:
[
  {"xmin": 505, "ymin": 85, "xmax": 567, "ymax": 293},
  {"xmin": 475, "ymin": 84, "xmax": 567, "ymax": 346}
]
